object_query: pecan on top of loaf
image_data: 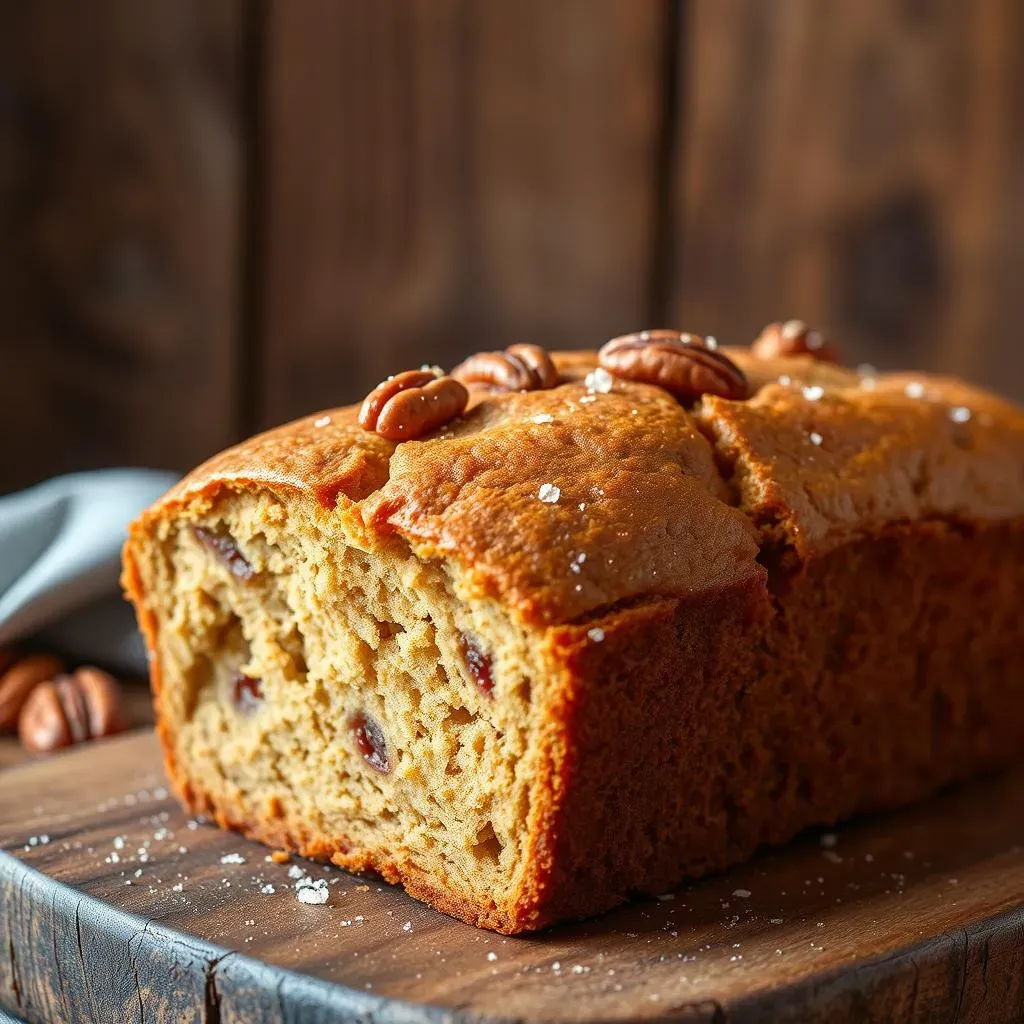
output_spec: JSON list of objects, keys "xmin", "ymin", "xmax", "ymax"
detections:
[
  {"xmin": 597, "ymin": 329, "xmax": 749, "ymax": 404},
  {"xmin": 451, "ymin": 344, "xmax": 559, "ymax": 392},
  {"xmin": 359, "ymin": 369, "xmax": 469, "ymax": 441},
  {"xmin": 752, "ymin": 319, "xmax": 841, "ymax": 364}
]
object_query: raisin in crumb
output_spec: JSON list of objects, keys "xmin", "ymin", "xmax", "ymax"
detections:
[
  {"xmin": 350, "ymin": 712, "xmax": 391, "ymax": 774},
  {"xmin": 460, "ymin": 633, "xmax": 494, "ymax": 696},
  {"xmin": 231, "ymin": 672, "xmax": 263, "ymax": 713},
  {"xmin": 192, "ymin": 526, "xmax": 255, "ymax": 581}
]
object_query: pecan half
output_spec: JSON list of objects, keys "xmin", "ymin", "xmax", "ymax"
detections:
[
  {"xmin": 359, "ymin": 370, "xmax": 469, "ymax": 441},
  {"xmin": 598, "ymin": 330, "xmax": 748, "ymax": 404},
  {"xmin": 0, "ymin": 652, "xmax": 64, "ymax": 732},
  {"xmin": 751, "ymin": 319, "xmax": 841, "ymax": 363},
  {"xmin": 452, "ymin": 344, "xmax": 558, "ymax": 392},
  {"xmin": 18, "ymin": 667, "xmax": 126, "ymax": 753}
]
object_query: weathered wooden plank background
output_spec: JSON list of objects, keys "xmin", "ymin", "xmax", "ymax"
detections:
[{"xmin": 1, "ymin": 0, "xmax": 1022, "ymax": 493}]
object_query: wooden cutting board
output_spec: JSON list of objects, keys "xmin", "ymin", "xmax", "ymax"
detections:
[{"xmin": 1, "ymin": 732, "xmax": 1023, "ymax": 1023}]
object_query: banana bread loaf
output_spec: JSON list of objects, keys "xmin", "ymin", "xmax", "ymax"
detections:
[{"xmin": 122, "ymin": 332, "xmax": 1024, "ymax": 933}]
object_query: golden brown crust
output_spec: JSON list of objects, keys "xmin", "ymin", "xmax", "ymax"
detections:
[{"xmin": 127, "ymin": 350, "xmax": 1024, "ymax": 629}]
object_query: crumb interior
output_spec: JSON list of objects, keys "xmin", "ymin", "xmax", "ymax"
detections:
[{"xmin": 137, "ymin": 490, "xmax": 543, "ymax": 908}]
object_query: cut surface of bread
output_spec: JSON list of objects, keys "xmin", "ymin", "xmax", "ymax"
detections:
[{"xmin": 123, "ymin": 349, "xmax": 1024, "ymax": 932}]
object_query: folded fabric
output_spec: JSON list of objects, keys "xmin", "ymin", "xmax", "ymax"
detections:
[{"xmin": 0, "ymin": 469, "xmax": 177, "ymax": 675}]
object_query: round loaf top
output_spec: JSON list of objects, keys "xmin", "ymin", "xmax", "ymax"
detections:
[{"xmin": 137, "ymin": 350, "xmax": 1024, "ymax": 626}]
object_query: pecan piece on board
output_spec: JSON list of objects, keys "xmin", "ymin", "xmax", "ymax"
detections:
[
  {"xmin": 19, "ymin": 667, "xmax": 127, "ymax": 753},
  {"xmin": 0, "ymin": 652, "xmax": 64, "ymax": 732}
]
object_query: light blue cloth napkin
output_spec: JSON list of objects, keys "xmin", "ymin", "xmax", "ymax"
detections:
[{"xmin": 0, "ymin": 470, "xmax": 177, "ymax": 675}]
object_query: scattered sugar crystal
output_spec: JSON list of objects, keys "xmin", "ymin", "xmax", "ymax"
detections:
[
  {"xmin": 860, "ymin": 376, "xmax": 877, "ymax": 391},
  {"xmin": 538, "ymin": 483, "xmax": 561, "ymax": 504},
  {"xmin": 531, "ymin": 413, "xmax": 554, "ymax": 424},
  {"xmin": 820, "ymin": 833, "xmax": 838, "ymax": 848},
  {"xmin": 260, "ymin": 884, "xmax": 276, "ymax": 895},
  {"xmin": 288, "ymin": 864, "xmax": 306, "ymax": 879},
  {"xmin": 732, "ymin": 888, "xmax": 751, "ymax": 898},
  {"xmin": 778, "ymin": 375, "xmax": 792, "ymax": 386},
  {"xmin": 584, "ymin": 368, "xmax": 614, "ymax": 393},
  {"xmin": 770, "ymin": 918, "xmax": 784, "ymax": 925},
  {"xmin": 113, "ymin": 837, "xmax": 125, "ymax": 850},
  {"xmin": 809, "ymin": 432, "xmax": 823, "ymax": 446},
  {"xmin": 578, "ymin": 394, "xmax": 596, "ymax": 404},
  {"xmin": 172, "ymin": 883, "xmax": 183, "ymax": 893},
  {"xmin": 403, "ymin": 921, "xmax": 413, "ymax": 932},
  {"xmin": 297, "ymin": 886, "xmax": 329, "ymax": 905},
  {"xmin": 705, "ymin": 335, "xmax": 718, "ymax": 350},
  {"xmin": 314, "ymin": 415, "xmax": 331, "ymax": 427},
  {"xmin": 487, "ymin": 952, "xmax": 498, "ymax": 962},
  {"xmin": 220, "ymin": 853, "xmax": 246, "ymax": 865},
  {"xmin": 587, "ymin": 628, "xmax": 606, "ymax": 643},
  {"xmin": 802, "ymin": 385, "xmax": 824, "ymax": 402},
  {"xmin": 904, "ymin": 382, "xmax": 925, "ymax": 399},
  {"xmin": 950, "ymin": 406, "xmax": 972, "ymax": 423}
]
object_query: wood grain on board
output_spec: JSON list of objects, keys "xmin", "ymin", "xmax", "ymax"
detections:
[
  {"xmin": 255, "ymin": 0, "xmax": 667, "ymax": 427},
  {"xmin": 0, "ymin": 0, "xmax": 244, "ymax": 493},
  {"xmin": 670, "ymin": 0, "xmax": 1024, "ymax": 400},
  {"xmin": 2, "ymin": 731, "xmax": 1024, "ymax": 1022}
]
